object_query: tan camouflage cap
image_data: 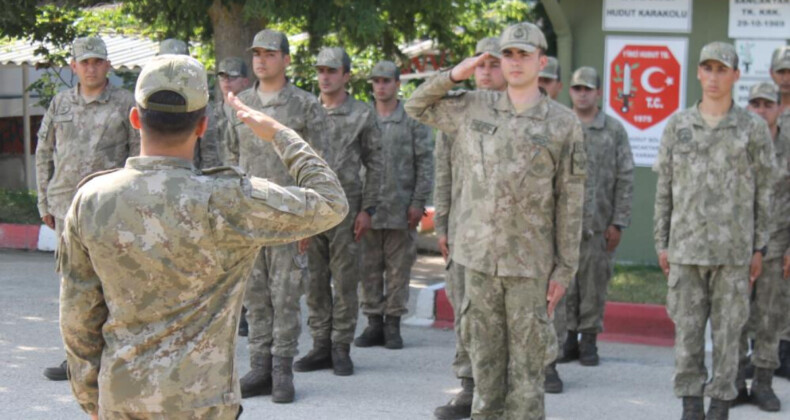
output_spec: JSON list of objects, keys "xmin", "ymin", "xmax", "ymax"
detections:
[
  {"xmin": 249, "ymin": 29, "xmax": 289, "ymax": 54},
  {"xmin": 748, "ymin": 82, "xmax": 779, "ymax": 103},
  {"xmin": 157, "ymin": 39, "xmax": 189, "ymax": 56},
  {"xmin": 699, "ymin": 42, "xmax": 738, "ymax": 69},
  {"xmin": 72, "ymin": 37, "xmax": 107, "ymax": 62},
  {"xmin": 570, "ymin": 66, "xmax": 599, "ymax": 89},
  {"xmin": 315, "ymin": 47, "xmax": 351, "ymax": 71},
  {"xmin": 475, "ymin": 37, "xmax": 502, "ymax": 59},
  {"xmin": 771, "ymin": 46, "xmax": 790, "ymax": 72},
  {"xmin": 218, "ymin": 57, "xmax": 248, "ymax": 77},
  {"xmin": 368, "ymin": 60, "xmax": 400, "ymax": 80},
  {"xmin": 135, "ymin": 55, "xmax": 209, "ymax": 113},
  {"xmin": 540, "ymin": 56, "xmax": 560, "ymax": 79},
  {"xmin": 499, "ymin": 22, "xmax": 547, "ymax": 53}
]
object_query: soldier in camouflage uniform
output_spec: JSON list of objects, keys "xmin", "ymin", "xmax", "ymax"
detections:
[
  {"xmin": 538, "ymin": 56, "xmax": 563, "ymax": 101},
  {"xmin": 653, "ymin": 42, "xmax": 774, "ymax": 420},
  {"xmin": 58, "ymin": 54, "xmax": 347, "ymax": 420},
  {"xmin": 354, "ymin": 60, "xmax": 433, "ymax": 350},
  {"xmin": 216, "ymin": 57, "xmax": 251, "ymax": 168},
  {"xmin": 433, "ymin": 37, "xmax": 510, "ymax": 420},
  {"xmin": 770, "ymin": 45, "xmax": 790, "ymax": 380},
  {"xmin": 407, "ymin": 22, "xmax": 585, "ymax": 420},
  {"xmin": 224, "ymin": 29, "xmax": 330, "ymax": 403},
  {"xmin": 562, "ymin": 67, "xmax": 634, "ymax": 367},
  {"xmin": 732, "ymin": 82, "xmax": 789, "ymax": 412},
  {"xmin": 156, "ymin": 39, "xmax": 222, "ymax": 170},
  {"xmin": 293, "ymin": 47, "xmax": 383, "ymax": 376},
  {"xmin": 35, "ymin": 36, "xmax": 140, "ymax": 382}
]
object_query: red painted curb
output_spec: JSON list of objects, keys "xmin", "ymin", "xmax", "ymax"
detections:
[
  {"xmin": 432, "ymin": 285, "xmax": 675, "ymax": 347},
  {"xmin": 0, "ymin": 223, "xmax": 40, "ymax": 250}
]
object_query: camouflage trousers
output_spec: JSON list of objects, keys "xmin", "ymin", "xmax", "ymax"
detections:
[
  {"xmin": 552, "ymin": 295, "xmax": 567, "ymax": 360},
  {"xmin": 666, "ymin": 264, "xmax": 749, "ymax": 401},
  {"xmin": 305, "ymin": 208, "xmax": 361, "ymax": 345},
  {"xmin": 444, "ymin": 258, "xmax": 472, "ymax": 379},
  {"xmin": 461, "ymin": 268, "xmax": 556, "ymax": 420},
  {"xmin": 99, "ymin": 404, "xmax": 240, "ymax": 420},
  {"xmin": 245, "ymin": 242, "xmax": 306, "ymax": 365},
  {"xmin": 566, "ymin": 233, "xmax": 613, "ymax": 334},
  {"xmin": 360, "ymin": 228, "xmax": 417, "ymax": 317},
  {"xmin": 738, "ymin": 257, "xmax": 790, "ymax": 372}
]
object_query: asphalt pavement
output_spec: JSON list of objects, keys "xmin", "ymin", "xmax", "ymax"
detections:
[{"xmin": 1, "ymin": 250, "xmax": 789, "ymax": 419}]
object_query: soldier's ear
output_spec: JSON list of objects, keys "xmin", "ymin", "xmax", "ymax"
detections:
[
  {"xmin": 129, "ymin": 107, "xmax": 142, "ymax": 130},
  {"xmin": 194, "ymin": 115, "xmax": 208, "ymax": 138}
]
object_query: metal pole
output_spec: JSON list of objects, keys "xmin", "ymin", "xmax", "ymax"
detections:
[{"xmin": 22, "ymin": 63, "xmax": 33, "ymax": 190}]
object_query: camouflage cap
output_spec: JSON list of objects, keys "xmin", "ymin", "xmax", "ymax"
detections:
[
  {"xmin": 499, "ymin": 22, "xmax": 547, "ymax": 53},
  {"xmin": 72, "ymin": 37, "xmax": 107, "ymax": 62},
  {"xmin": 157, "ymin": 39, "xmax": 189, "ymax": 56},
  {"xmin": 570, "ymin": 66, "xmax": 599, "ymax": 89},
  {"xmin": 315, "ymin": 47, "xmax": 351, "ymax": 71},
  {"xmin": 218, "ymin": 56, "xmax": 248, "ymax": 77},
  {"xmin": 540, "ymin": 56, "xmax": 560, "ymax": 79},
  {"xmin": 475, "ymin": 37, "xmax": 502, "ymax": 59},
  {"xmin": 748, "ymin": 82, "xmax": 779, "ymax": 103},
  {"xmin": 249, "ymin": 29, "xmax": 289, "ymax": 54},
  {"xmin": 771, "ymin": 46, "xmax": 790, "ymax": 72},
  {"xmin": 135, "ymin": 55, "xmax": 209, "ymax": 113},
  {"xmin": 699, "ymin": 41, "xmax": 738, "ymax": 69},
  {"xmin": 368, "ymin": 60, "xmax": 400, "ymax": 80}
]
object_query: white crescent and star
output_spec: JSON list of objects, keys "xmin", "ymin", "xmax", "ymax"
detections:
[{"xmin": 640, "ymin": 67, "xmax": 674, "ymax": 94}]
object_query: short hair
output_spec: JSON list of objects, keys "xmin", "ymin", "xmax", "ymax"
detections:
[{"xmin": 138, "ymin": 91, "xmax": 206, "ymax": 143}]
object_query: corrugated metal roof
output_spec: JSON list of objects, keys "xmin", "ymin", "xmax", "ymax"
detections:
[{"xmin": 0, "ymin": 35, "xmax": 160, "ymax": 71}]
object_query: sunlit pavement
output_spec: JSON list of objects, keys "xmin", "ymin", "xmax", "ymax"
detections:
[{"xmin": 1, "ymin": 250, "xmax": 788, "ymax": 419}]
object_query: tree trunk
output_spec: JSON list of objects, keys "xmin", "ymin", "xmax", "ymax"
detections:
[{"xmin": 208, "ymin": 0, "xmax": 265, "ymax": 75}]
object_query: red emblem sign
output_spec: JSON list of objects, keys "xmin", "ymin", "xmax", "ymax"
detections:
[{"xmin": 609, "ymin": 45, "xmax": 680, "ymax": 130}]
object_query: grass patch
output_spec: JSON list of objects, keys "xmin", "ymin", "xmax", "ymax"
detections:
[
  {"xmin": 0, "ymin": 189, "xmax": 41, "ymax": 225},
  {"xmin": 608, "ymin": 264, "xmax": 667, "ymax": 305}
]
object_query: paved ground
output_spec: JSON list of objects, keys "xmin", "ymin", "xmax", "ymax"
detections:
[{"xmin": 1, "ymin": 249, "xmax": 789, "ymax": 419}]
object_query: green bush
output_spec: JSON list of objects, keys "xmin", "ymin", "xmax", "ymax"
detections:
[
  {"xmin": 607, "ymin": 264, "xmax": 668, "ymax": 305},
  {"xmin": 0, "ymin": 189, "xmax": 41, "ymax": 225}
]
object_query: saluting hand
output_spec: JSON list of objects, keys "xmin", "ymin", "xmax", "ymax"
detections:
[
  {"xmin": 450, "ymin": 53, "xmax": 491, "ymax": 83},
  {"xmin": 227, "ymin": 92, "xmax": 286, "ymax": 142}
]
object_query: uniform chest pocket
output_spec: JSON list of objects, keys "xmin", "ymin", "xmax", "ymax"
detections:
[
  {"xmin": 528, "ymin": 141, "xmax": 555, "ymax": 178},
  {"xmin": 53, "ymin": 114, "xmax": 73, "ymax": 123}
]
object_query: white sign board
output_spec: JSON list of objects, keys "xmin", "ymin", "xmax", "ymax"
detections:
[
  {"xmin": 604, "ymin": 36, "xmax": 688, "ymax": 167},
  {"xmin": 603, "ymin": 0, "xmax": 693, "ymax": 33},
  {"xmin": 729, "ymin": 0, "xmax": 790, "ymax": 39},
  {"xmin": 735, "ymin": 39, "xmax": 787, "ymax": 79}
]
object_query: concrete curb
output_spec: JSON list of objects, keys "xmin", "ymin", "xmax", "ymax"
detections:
[{"xmin": 0, "ymin": 223, "xmax": 55, "ymax": 251}]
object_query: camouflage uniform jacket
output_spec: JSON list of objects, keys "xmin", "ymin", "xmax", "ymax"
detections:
[
  {"xmin": 224, "ymin": 82, "xmax": 329, "ymax": 184},
  {"xmin": 35, "ymin": 83, "xmax": 140, "ymax": 219},
  {"xmin": 582, "ymin": 110, "xmax": 634, "ymax": 233},
  {"xmin": 653, "ymin": 103, "xmax": 774, "ymax": 265},
  {"xmin": 322, "ymin": 94, "xmax": 384, "ymax": 210},
  {"xmin": 372, "ymin": 101, "xmax": 434, "ymax": 229},
  {"xmin": 768, "ymin": 121, "xmax": 790, "ymax": 260},
  {"xmin": 193, "ymin": 102, "xmax": 222, "ymax": 169},
  {"xmin": 405, "ymin": 71, "xmax": 586, "ymax": 287},
  {"xmin": 59, "ymin": 129, "xmax": 348, "ymax": 414}
]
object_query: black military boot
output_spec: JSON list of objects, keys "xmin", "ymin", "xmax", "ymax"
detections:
[
  {"xmin": 272, "ymin": 356, "xmax": 295, "ymax": 403},
  {"xmin": 294, "ymin": 338, "xmax": 332, "ymax": 372},
  {"xmin": 681, "ymin": 396, "xmax": 704, "ymax": 420},
  {"xmin": 384, "ymin": 316, "xmax": 404, "ymax": 349},
  {"xmin": 433, "ymin": 377, "xmax": 474, "ymax": 420},
  {"xmin": 354, "ymin": 315, "xmax": 385, "ymax": 347},
  {"xmin": 43, "ymin": 360, "xmax": 68, "ymax": 381},
  {"xmin": 579, "ymin": 332, "xmax": 599, "ymax": 366},
  {"xmin": 238, "ymin": 306, "xmax": 248, "ymax": 337},
  {"xmin": 706, "ymin": 398, "xmax": 730, "ymax": 420},
  {"xmin": 331, "ymin": 342, "xmax": 354, "ymax": 376},
  {"xmin": 544, "ymin": 362, "xmax": 563, "ymax": 394},
  {"xmin": 750, "ymin": 367, "xmax": 781, "ymax": 412},
  {"xmin": 558, "ymin": 331, "xmax": 579, "ymax": 363},
  {"xmin": 240, "ymin": 355, "xmax": 272, "ymax": 398},
  {"xmin": 776, "ymin": 340, "xmax": 790, "ymax": 379},
  {"xmin": 732, "ymin": 360, "xmax": 750, "ymax": 407}
]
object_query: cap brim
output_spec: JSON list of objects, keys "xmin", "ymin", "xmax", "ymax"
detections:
[
  {"xmin": 500, "ymin": 42, "xmax": 538, "ymax": 53},
  {"xmin": 748, "ymin": 94, "xmax": 778, "ymax": 103},
  {"xmin": 571, "ymin": 82, "xmax": 597, "ymax": 89},
  {"xmin": 315, "ymin": 63, "xmax": 343, "ymax": 70},
  {"xmin": 248, "ymin": 45, "xmax": 281, "ymax": 52},
  {"xmin": 539, "ymin": 72, "xmax": 558, "ymax": 79},
  {"xmin": 699, "ymin": 58, "xmax": 733, "ymax": 68},
  {"xmin": 76, "ymin": 53, "xmax": 107, "ymax": 62},
  {"xmin": 368, "ymin": 73, "xmax": 394, "ymax": 80},
  {"xmin": 773, "ymin": 63, "xmax": 790, "ymax": 72},
  {"xmin": 475, "ymin": 51, "xmax": 502, "ymax": 59}
]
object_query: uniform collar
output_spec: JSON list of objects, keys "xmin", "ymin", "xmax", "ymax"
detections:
[
  {"xmin": 68, "ymin": 81, "xmax": 113, "ymax": 105},
  {"xmin": 125, "ymin": 156, "xmax": 195, "ymax": 171},
  {"xmin": 493, "ymin": 90, "xmax": 550, "ymax": 120},
  {"xmin": 586, "ymin": 108, "xmax": 607, "ymax": 130},
  {"xmin": 250, "ymin": 80, "xmax": 294, "ymax": 107},
  {"xmin": 377, "ymin": 101, "xmax": 405, "ymax": 123},
  {"xmin": 691, "ymin": 100, "xmax": 739, "ymax": 129},
  {"xmin": 321, "ymin": 92, "xmax": 353, "ymax": 116}
]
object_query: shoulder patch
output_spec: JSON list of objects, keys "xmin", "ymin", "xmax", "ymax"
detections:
[
  {"xmin": 200, "ymin": 165, "xmax": 246, "ymax": 177},
  {"xmin": 77, "ymin": 168, "xmax": 121, "ymax": 189}
]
